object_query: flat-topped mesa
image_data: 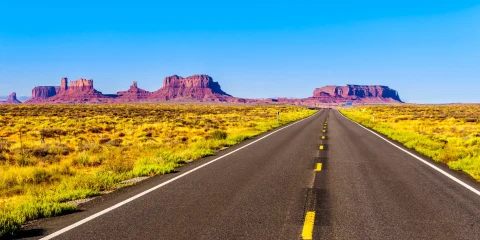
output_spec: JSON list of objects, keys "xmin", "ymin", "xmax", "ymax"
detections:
[
  {"xmin": 161, "ymin": 74, "xmax": 229, "ymax": 95},
  {"xmin": 23, "ymin": 75, "xmax": 240, "ymax": 103},
  {"xmin": 311, "ymin": 84, "xmax": 402, "ymax": 103},
  {"xmin": 24, "ymin": 86, "xmax": 59, "ymax": 103},
  {"xmin": 153, "ymin": 74, "xmax": 232, "ymax": 101}
]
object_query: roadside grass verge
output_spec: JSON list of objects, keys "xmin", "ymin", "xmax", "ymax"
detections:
[{"xmin": 340, "ymin": 105, "xmax": 480, "ymax": 182}]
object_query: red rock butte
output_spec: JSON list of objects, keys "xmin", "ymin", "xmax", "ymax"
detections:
[
  {"xmin": 26, "ymin": 78, "xmax": 107, "ymax": 103},
  {"xmin": 25, "ymin": 75, "xmax": 241, "ymax": 104},
  {"xmin": 151, "ymin": 75, "xmax": 233, "ymax": 101},
  {"xmin": 307, "ymin": 85, "xmax": 402, "ymax": 103},
  {"xmin": 21, "ymin": 75, "xmax": 402, "ymax": 105},
  {"xmin": 0, "ymin": 92, "xmax": 22, "ymax": 104}
]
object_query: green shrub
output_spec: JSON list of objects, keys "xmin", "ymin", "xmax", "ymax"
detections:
[
  {"xmin": 40, "ymin": 128, "xmax": 67, "ymax": 138},
  {"xmin": 99, "ymin": 138, "xmax": 111, "ymax": 144},
  {"xmin": 15, "ymin": 154, "xmax": 37, "ymax": 167},
  {"xmin": 88, "ymin": 127, "xmax": 103, "ymax": 133},
  {"xmin": 211, "ymin": 130, "xmax": 227, "ymax": 140},
  {"xmin": 74, "ymin": 152, "xmax": 91, "ymax": 166},
  {"xmin": 108, "ymin": 139, "xmax": 123, "ymax": 147},
  {"xmin": 32, "ymin": 169, "xmax": 52, "ymax": 184}
]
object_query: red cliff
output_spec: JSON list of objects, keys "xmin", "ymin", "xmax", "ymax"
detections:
[
  {"xmin": 309, "ymin": 85, "xmax": 402, "ymax": 103},
  {"xmin": 25, "ymin": 75, "xmax": 236, "ymax": 103},
  {"xmin": 21, "ymin": 75, "xmax": 402, "ymax": 105},
  {"xmin": 24, "ymin": 86, "xmax": 59, "ymax": 103},
  {"xmin": 65, "ymin": 78, "xmax": 95, "ymax": 93},
  {"xmin": 59, "ymin": 77, "xmax": 68, "ymax": 93},
  {"xmin": 0, "ymin": 92, "xmax": 22, "ymax": 104},
  {"xmin": 151, "ymin": 74, "xmax": 233, "ymax": 102},
  {"xmin": 45, "ymin": 78, "xmax": 110, "ymax": 103},
  {"xmin": 26, "ymin": 78, "xmax": 111, "ymax": 103}
]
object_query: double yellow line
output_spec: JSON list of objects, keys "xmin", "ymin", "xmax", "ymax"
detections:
[{"xmin": 302, "ymin": 115, "xmax": 329, "ymax": 239}]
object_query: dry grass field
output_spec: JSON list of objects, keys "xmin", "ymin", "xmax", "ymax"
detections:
[
  {"xmin": 341, "ymin": 105, "xmax": 480, "ymax": 181},
  {"xmin": 0, "ymin": 104, "xmax": 316, "ymax": 236}
]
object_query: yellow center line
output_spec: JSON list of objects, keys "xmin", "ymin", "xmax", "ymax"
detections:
[
  {"xmin": 319, "ymin": 145, "xmax": 324, "ymax": 150},
  {"xmin": 322, "ymin": 130, "xmax": 326, "ymax": 133},
  {"xmin": 315, "ymin": 163, "xmax": 322, "ymax": 171},
  {"xmin": 321, "ymin": 136, "xmax": 325, "ymax": 140},
  {"xmin": 302, "ymin": 211, "xmax": 316, "ymax": 240}
]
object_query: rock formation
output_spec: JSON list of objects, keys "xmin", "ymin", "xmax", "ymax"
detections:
[
  {"xmin": 25, "ymin": 78, "xmax": 110, "ymax": 103},
  {"xmin": 0, "ymin": 92, "xmax": 22, "ymax": 104},
  {"xmin": 151, "ymin": 74, "xmax": 233, "ymax": 102},
  {"xmin": 117, "ymin": 81, "xmax": 151, "ymax": 101},
  {"xmin": 161, "ymin": 75, "xmax": 228, "ymax": 95},
  {"xmin": 7, "ymin": 92, "xmax": 21, "ymax": 104},
  {"xmin": 19, "ymin": 75, "xmax": 402, "ymax": 105},
  {"xmin": 59, "ymin": 77, "xmax": 68, "ymax": 93},
  {"xmin": 65, "ymin": 78, "xmax": 95, "ymax": 93},
  {"xmin": 43, "ymin": 78, "xmax": 110, "ymax": 103},
  {"xmin": 24, "ymin": 86, "xmax": 59, "ymax": 103},
  {"xmin": 308, "ymin": 85, "xmax": 402, "ymax": 103},
  {"xmin": 24, "ymin": 75, "xmax": 236, "ymax": 103}
]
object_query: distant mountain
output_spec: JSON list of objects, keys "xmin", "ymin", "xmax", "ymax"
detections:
[
  {"xmin": 11, "ymin": 75, "xmax": 402, "ymax": 106},
  {"xmin": 24, "ymin": 75, "xmax": 242, "ymax": 104},
  {"xmin": 0, "ymin": 93, "xmax": 28, "ymax": 103},
  {"xmin": 0, "ymin": 92, "xmax": 22, "ymax": 104},
  {"xmin": 306, "ymin": 85, "xmax": 402, "ymax": 104}
]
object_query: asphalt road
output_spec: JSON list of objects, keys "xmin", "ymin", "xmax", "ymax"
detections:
[
  {"xmin": 18, "ymin": 109, "xmax": 480, "ymax": 240},
  {"xmin": 314, "ymin": 110, "xmax": 480, "ymax": 240}
]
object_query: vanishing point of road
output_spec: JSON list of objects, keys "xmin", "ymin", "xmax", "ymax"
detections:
[{"xmin": 20, "ymin": 109, "xmax": 480, "ymax": 240}]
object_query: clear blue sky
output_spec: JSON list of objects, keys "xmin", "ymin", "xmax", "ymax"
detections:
[{"xmin": 0, "ymin": 0, "xmax": 479, "ymax": 103}]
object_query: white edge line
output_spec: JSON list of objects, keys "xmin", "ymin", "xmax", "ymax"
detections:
[
  {"xmin": 40, "ymin": 110, "xmax": 322, "ymax": 240},
  {"xmin": 336, "ymin": 109, "xmax": 480, "ymax": 197}
]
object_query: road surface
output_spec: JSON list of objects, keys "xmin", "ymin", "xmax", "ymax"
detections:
[{"xmin": 19, "ymin": 109, "xmax": 480, "ymax": 240}]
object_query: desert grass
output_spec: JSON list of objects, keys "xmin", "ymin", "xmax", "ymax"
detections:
[{"xmin": 0, "ymin": 104, "xmax": 316, "ymax": 237}]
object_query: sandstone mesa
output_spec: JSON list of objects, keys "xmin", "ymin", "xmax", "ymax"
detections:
[{"xmin": 17, "ymin": 74, "xmax": 402, "ymax": 105}]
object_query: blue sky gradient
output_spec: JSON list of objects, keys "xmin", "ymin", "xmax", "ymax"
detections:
[{"xmin": 1, "ymin": 1, "xmax": 479, "ymax": 103}]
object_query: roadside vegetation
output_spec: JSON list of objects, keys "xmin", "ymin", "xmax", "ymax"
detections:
[
  {"xmin": 340, "ymin": 105, "xmax": 480, "ymax": 182},
  {"xmin": 0, "ymin": 104, "xmax": 316, "ymax": 237}
]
